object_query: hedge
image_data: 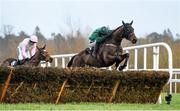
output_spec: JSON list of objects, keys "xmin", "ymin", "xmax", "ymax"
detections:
[{"xmin": 0, "ymin": 67, "xmax": 169, "ymax": 103}]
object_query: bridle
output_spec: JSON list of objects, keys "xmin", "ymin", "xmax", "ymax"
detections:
[{"xmin": 122, "ymin": 25, "xmax": 132, "ymax": 39}]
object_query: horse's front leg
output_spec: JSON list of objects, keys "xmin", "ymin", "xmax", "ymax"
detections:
[{"xmin": 116, "ymin": 53, "xmax": 129, "ymax": 71}]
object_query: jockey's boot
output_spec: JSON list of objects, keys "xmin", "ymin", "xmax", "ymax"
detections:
[
  {"xmin": 11, "ymin": 60, "xmax": 17, "ymax": 67},
  {"xmin": 17, "ymin": 59, "xmax": 25, "ymax": 65},
  {"xmin": 85, "ymin": 47, "xmax": 91, "ymax": 54},
  {"xmin": 92, "ymin": 44, "xmax": 99, "ymax": 58}
]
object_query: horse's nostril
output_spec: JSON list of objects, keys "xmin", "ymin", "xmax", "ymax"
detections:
[{"xmin": 133, "ymin": 39, "xmax": 137, "ymax": 43}]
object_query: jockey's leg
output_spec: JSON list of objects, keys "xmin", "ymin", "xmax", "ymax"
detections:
[
  {"xmin": 89, "ymin": 40, "xmax": 96, "ymax": 47},
  {"xmin": 17, "ymin": 47, "xmax": 23, "ymax": 61},
  {"xmin": 89, "ymin": 41, "xmax": 96, "ymax": 50},
  {"xmin": 86, "ymin": 41, "xmax": 96, "ymax": 54},
  {"xmin": 92, "ymin": 43, "xmax": 100, "ymax": 58},
  {"xmin": 16, "ymin": 47, "xmax": 26, "ymax": 65},
  {"xmin": 16, "ymin": 47, "xmax": 23, "ymax": 65}
]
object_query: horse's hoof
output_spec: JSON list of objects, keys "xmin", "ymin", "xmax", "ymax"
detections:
[{"xmin": 118, "ymin": 66, "xmax": 124, "ymax": 71}]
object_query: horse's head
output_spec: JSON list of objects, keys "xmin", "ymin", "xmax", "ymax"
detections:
[
  {"xmin": 122, "ymin": 21, "xmax": 137, "ymax": 44},
  {"xmin": 37, "ymin": 45, "xmax": 53, "ymax": 63}
]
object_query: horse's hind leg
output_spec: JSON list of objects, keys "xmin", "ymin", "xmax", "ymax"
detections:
[{"xmin": 117, "ymin": 53, "xmax": 129, "ymax": 71}]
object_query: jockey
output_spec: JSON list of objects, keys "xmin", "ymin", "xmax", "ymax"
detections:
[
  {"xmin": 16, "ymin": 35, "xmax": 38, "ymax": 65},
  {"xmin": 88, "ymin": 26, "xmax": 113, "ymax": 58}
]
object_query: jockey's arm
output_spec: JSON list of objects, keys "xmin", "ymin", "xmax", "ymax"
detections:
[
  {"xmin": 21, "ymin": 46, "xmax": 29, "ymax": 59},
  {"xmin": 89, "ymin": 31, "xmax": 99, "ymax": 43}
]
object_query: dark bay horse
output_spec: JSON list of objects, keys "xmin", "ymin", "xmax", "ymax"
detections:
[
  {"xmin": 67, "ymin": 21, "xmax": 137, "ymax": 71},
  {"xmin": 1, "ymin": 45, "xmax": 53, "ymax": 67}
]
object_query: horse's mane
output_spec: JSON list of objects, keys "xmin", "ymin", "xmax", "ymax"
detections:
[
  {"xmin": 104, "ymin": 25, "xmax": 123, "ymax": 42},
  {"xmin": 112, "ymin": 25, "xmax": 122, "ymax": 33},
  {"xmin": 29, "ymin": 48, "xmax": 40, "ymax": 60}
]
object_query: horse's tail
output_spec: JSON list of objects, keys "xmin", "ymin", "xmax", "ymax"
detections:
[{"xmin": 67, "ymin": 55, "xmax": 76, "ymax": 67}]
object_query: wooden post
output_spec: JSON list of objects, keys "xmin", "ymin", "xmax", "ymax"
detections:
[
  {"xmin": 0, "ymin": 68, "xmax": 14, "ymax": 102},
  {"xmin": 86, "ymin": 81, "xmax": 94, "ymax": 95},
  {"xmin": 11, "ymin": 82, "xmax": 24, "ymax": 97},
  {"xmin": 33, "ymin": 83, "xmax": 37, "ymax": 89},
  {"xmin": 55, "ymin": 79, "xmax": 68, "ymax": 104},
  {"xmin": 109, "ymin": 80, "xmax": 120, "ymax": 103}
]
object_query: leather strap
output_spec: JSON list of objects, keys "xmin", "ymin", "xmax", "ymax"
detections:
[{"xmin": 105, "ymin": 44, "xmax": 117, "ymax": 48}]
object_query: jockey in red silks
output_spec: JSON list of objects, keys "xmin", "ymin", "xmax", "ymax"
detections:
[{"xmin": 16, "ymin": 35, "xmax": 38, "ymax": 65}]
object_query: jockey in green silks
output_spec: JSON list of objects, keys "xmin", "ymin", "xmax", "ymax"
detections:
[{"xmin": 88, "ymin": 26, "xmax": 113, "ymax": 58}]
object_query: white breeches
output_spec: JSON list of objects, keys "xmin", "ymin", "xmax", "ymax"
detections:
[{"xmin": 89, "ymin": 41, "xmax": 96, "ymax": 48}]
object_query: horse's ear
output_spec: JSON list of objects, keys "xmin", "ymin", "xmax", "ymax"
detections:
[
  {"xmin": 42, "ymin": 44, "xmax": 46, "ymax": 50},
  {"xmin": 130, "ymin": 20, "xmax": 133, "ymax": 25},
  {"xmin": 122, "ymin": 21, "xmax": 125, "ymax": 26}
]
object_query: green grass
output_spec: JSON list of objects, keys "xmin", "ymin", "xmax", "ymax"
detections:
[{"xmin": 0, "ymin": 93, "xmax": 180, "ymax": 110}]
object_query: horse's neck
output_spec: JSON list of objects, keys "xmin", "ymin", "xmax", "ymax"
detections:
[
  {"xmin": 106, "ymin": 37, "xmax": 123, "ymax": 46},
  {"xmin": 28, "ymin": 51, "xmax": 41, "ymax": 66},
  {"xmin": 105, "ymin": 26, "xmax": 124, "ymax": 46}
]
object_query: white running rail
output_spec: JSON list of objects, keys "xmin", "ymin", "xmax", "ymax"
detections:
[
  {"xmin": 122, "ymin": 42, "xmax": 173, "ymax": 94},
  {"xmin": 41, "ymin": 42, "xmax": 180, "ymax": 94}
]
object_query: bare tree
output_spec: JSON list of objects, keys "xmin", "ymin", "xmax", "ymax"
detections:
[{"xmin": 2, "ymin": 25, "xmax": 14, "ymax": 37}]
